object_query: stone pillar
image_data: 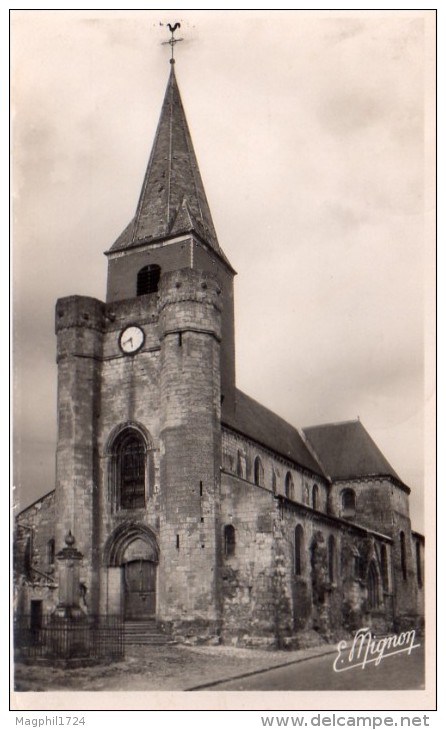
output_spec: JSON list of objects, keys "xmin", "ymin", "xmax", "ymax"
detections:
[
  {"xmin": 53, "ymin": 531, "xmax": 85, "ymax": 620},
  {"xmin": 48, "ymin": 532, "xmax": 90, "ymax": 660}
]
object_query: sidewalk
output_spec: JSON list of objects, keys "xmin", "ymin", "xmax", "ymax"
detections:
[{"xmin": 14, "ymin": 641, "xmax": 339, "ymax": 692}]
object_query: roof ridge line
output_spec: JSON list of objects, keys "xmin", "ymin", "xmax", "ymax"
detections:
[
  {"xmin": 299, "ymin": 428, "xmax": 331, "ymax": 482},
  {"xmin": 132, "ymin": 68, "xmax": 174, "ymax": 241},
  {"xmin": 166, "ymin": 69, "xmax": 173, "ymax": 228},
  {"xmin": 221, "ymin": 420, "xmax": 327, "ymax": 480},
  {"xmin": 181, "ymin": 85, "xmax": 206, "ymax": 229}
]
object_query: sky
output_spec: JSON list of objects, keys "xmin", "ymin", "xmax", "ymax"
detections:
[{"xmin": 11, "ymin": 9, "xmax": 434, "ymax": 533}]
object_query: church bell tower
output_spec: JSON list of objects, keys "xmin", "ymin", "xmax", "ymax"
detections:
[
  {"xmin": 105, "ymin": 64, "xmax": 236, "ymax": 415},
  {"xmin": 54, "ymin": 46, "xmax": 235, "ymax": 637}
]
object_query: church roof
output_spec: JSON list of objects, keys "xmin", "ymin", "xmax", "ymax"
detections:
[
  {"xmin": 108, "ymin": 66, "xmax": 230, "ymax": 266},
  {"xmin": 302, "ymin": 420, "xmax": 402, "ymax": 483},
  {"xmin": 223, "ymin": 389, "xmax": 325, "ymax": 477}
]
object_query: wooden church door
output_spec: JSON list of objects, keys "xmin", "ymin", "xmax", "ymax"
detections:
[{"xmin": 123, "ymin": 560, "xmax": 156, "ymax": 619}]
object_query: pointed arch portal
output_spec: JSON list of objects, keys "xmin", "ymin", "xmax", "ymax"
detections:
[{"xmin": 104, "ymin": 524, "xmax": 159, "ymax": 620}]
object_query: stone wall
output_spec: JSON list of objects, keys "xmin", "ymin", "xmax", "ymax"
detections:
[
  {"xmin": 193, "ymin": 241, "xmax": 236, "ymax": 416},
  {"xmin": 14, "ymin": 491, "xmax": 58, "ymax": 615},
  {"xmin": 96, "ymin": 293, "xmax": 161, "ymax": 617},
  {"xmin": 106, "ymin": 237, "xmax": 192, "ymax": 302},
  {"xmin": 222, "ymin": 427, "xmax": 328, "ymax": 509},
  {"xmin": 106, "ymin": 235, "xmax": 236, "ymax": 417},
  {"xmin": 55, "ymin": 291, "xmax": 163, "ymax": 614},
  {"xmin": 328, "ymin": 477, "xmax": 409, "ymax": 530},
  {"xmin": 329, "ymin": 478, "xmax": 421, "ymax": 628},
  {"xmin": 220, "ymin": 474, "xmax": 277, "ymax": 646},
  {"xmin": 275, "ymin": 500, "xmax": 396, "ymax": 643},
  {"xmin": 220, "ymin": 471, "xmax": 397, "ymax": 647}
]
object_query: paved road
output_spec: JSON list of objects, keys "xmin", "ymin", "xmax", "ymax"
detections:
[{"xmin": 199, "ymin": 642, "xmax": 424, "ymax": 691}]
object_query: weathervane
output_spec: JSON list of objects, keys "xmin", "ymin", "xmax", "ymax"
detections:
[{"xmin": 162, "ymin": 22, "xmax": 183, "ymax": 64}]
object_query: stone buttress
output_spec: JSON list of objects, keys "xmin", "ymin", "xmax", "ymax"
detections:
[{"xmin": 157, "ymin": 269, "xmax": 223, "ymax": 638}]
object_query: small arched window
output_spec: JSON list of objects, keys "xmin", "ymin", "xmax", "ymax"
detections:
[
  {"xmin": 367, "ymin": 562, "xmax": 380, "ymax": 609},
  {"xmin": 312, "ymin": 484, "xmax": 319, "ymax": 510},
  {"xmin": 224, "ymin": 525, "xmax": 236, "ymax": 557},
  {"xmin": 341, "ymin": 489, "xmax": 356, "ymax": 518},
  {"xmin": 137, "ymin": 264, "xmax": 161, "ymax": 296},
  {"xmin": 285, "ymin": 472, "xmax": 294, "ymax": 500},
  {"xmin": 294, "ymin": 524, "xmax": 304, "ymax": 576},
  {"xmin": 254, "ymin": 456, "xmax": 264, "ymax": 486},
  {"xmin": 113, "ymin": 429, "xmax": 147, "ymax": 509},
  {"xmin": 272, "ymin": 470, "xmax": 277, "ymax": 494},
  {"xmin": 400, "ymin": 531, "xmax": 407, "ymax": 580},
  {"xmin": 47, "ymin": 538, "xmax": 55, "ymax": 566},
  {"xmin": 328, "ymin": 535, "xmax": 336, "ymax": 584}
]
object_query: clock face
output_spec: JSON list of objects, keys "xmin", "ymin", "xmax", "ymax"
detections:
[{"xmin": 119, "ymin": 325, "xmax": 145, "ymax": 354}]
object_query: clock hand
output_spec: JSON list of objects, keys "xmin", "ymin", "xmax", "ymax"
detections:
[{"xmin": 123, "ymin": 337, "xmax": 133, "ymax": 347}]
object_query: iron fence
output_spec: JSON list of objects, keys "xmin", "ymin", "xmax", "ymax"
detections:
[{"xmin": 14, "ymin": 614, "xmax": 124, "ymax": 661}]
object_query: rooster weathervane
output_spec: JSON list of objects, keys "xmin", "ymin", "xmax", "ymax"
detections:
[{"xmin": 162, "ymin": 22, "xmax": 183, "ymax": 64}]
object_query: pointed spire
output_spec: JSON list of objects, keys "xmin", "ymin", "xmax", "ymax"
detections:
[{"xmin": 110, "ymin": 66, "xmax": 227, "ymax": 263}]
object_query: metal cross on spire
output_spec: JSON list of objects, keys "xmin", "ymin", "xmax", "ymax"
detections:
[{"xmin": 162, "ymin": 22, "xmax": 183, "ymax": 64}]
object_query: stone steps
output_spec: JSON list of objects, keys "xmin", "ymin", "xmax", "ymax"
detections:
[{"xmin": 123, "ymin": 620, "xmax": 170, "ymax": 645}]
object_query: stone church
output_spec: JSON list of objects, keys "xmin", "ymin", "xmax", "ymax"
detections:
[{"xmin": 14, "ymin": 59, "xmax": 424, "ymax": 647}]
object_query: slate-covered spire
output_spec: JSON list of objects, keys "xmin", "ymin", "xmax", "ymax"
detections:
[{"xmin": 109, "ymin": 65, "xmax": 227, "ymax": 262}]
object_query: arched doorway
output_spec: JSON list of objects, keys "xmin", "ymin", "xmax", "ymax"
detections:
[
  {"xmin": 122, "ymin": 539, "xmax": 157, "ymax": 619},
  {"xmin": 104, "ymin": 524, "xmax": 159, "ymax": 620}
]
